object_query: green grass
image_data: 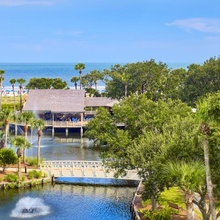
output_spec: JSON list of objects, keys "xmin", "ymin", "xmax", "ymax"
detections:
[{"xmin": 2, "ymin": 96, "xmax": 20, "ymax": 104}]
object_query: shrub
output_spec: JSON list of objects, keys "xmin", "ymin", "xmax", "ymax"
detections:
[
  {"xmin": 28, "ymin": 170, "xmax": 43, "ymax": 179},
  {"xmin": 0, "ymin": 148, "xmax": 17, "ymax": 173},
  {"xmin": 26, "ymin": 157, "xmax": 44, "ymax": 166},
  {"xmin": 4, "ymin": 174, "xmax": 18, "ymax": 182},
  {"xmin": 142, "ymin": 207, "xmax": 177, "ymax": 220}
]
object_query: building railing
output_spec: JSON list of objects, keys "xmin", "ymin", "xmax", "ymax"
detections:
[{"xmin": 44, "ymin": 120, "xmax": 88, "ymax": 127}]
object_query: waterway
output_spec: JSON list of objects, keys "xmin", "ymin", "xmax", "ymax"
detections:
[
  {"xmin": 0, "ymin": 184, "xmax": 135, "ymax": 220},
  {"xmin": 1, "ymin": 133, "xmax": 137, "ymax": 220}
]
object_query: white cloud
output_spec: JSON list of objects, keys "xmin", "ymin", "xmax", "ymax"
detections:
[
  {"xmin": 0, "ymin": 0, "xmax": 65, "ymax": 6},
  {"xmin": 167, "ymin": 18, "xmax": 220, "ymax": 33}
]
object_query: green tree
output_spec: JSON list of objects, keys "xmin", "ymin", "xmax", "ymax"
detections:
[
  {"xmin": 163, "ymin": 162, "xmax": 206, "ymax": 220},
  {"xmin": 17, "ymin": 78, "xmax": 26, "ymax": 113},
  {"xmin": 51, "ymin": 78, "xmax": 68, "ymax": 89},
  {"xmin": 0, "ymin": 148, "xmax": 17, "ymax": 173},
  {"xmin": 11, "ymin": 136, "xmax": 31, "ymax": 181},
  {"xmin": 17, "ymin": 111, "xmax": 36, "ymax": 163},
  {"xmin": 9, "ymin": 78, "xmax": 17, "ymax": 114},
  {"xmin": 0, "ymin": 70, "xmax": 5, "ymax": 111},
  {"xmin": 74, "ymin": 63, "xmax": 85, "ymax": 90},
  {"xmin": 33, "ymin": 119, "xmax": 45, "ymax": 168},
  {"xmin": 182, "ymin": 57, "xmax": 220, "ymax": 106},
  {"xmin": 71, "ymin": 76, "xmax": 79, "ymax": 89},
  {"xmin": 0, "ymin": 108, "xmax": 15, "ymax": 148},
  {"xmin": 195, "ymin": 92, "xmax": 220, "ymax": 220},
  {"xmin": 89, "ymin": 70, "xmax": 102, "ymax": 90}
]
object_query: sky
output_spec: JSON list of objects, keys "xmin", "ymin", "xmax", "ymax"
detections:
[{"xmin": 0, "ymin": 0, "xmax": 220, "ymax": 64}]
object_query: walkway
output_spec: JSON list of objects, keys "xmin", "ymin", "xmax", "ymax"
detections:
[{"xmin": 40, "ymin": 160, "xmax": 140, "ymax": 180}]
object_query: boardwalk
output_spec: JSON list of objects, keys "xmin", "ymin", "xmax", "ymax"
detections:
[{"xmin": 40, "ymin": 160, "xmax": 140, "ymax": 180}]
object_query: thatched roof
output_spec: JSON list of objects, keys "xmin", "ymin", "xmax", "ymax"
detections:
[
  {"xmin": 23, "ymin": 89, "xmax": 85, "ymax": 113},
  {"xmin": 85, "ymin": 97, "xmax": 119, "ymax": 107},
  {"xmin": 23, "ymin": 90, "xmax": 119, "ymax": 113}
]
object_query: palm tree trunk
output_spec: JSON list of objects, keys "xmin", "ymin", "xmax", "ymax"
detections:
[
  {"xmin": 23, "ymin": 125, "xmax": 28, "ymax": 164},
  {"xmin": 125, "ymin": 84, "xmax": 128, "ymax": 97},
  {"xmin": 13, "ymin": 85, "xmax": 16, "ymax": 114},
  {"xmin": 37, "ymin": 133, "xmax": 41, "ymax": 168},
  {"xmin": 17, "ymin": 149, "xmax": 22, "ymax": 181},
  {"xmin": 4, "ymin": 121, "xmax": 9, "ymax": 148},
  {"xmin": 185, "ymin": 190, "xmax": 195, "ymax": 220},
  {"xmin": 19, "ymin": 85, "xmax": 22, "ymax": 113},
  {"xmin": 80, "ymin": 70, "xmax": 82, "ymax": 90},
  {"xmin": 0, "ymin": 81, "xmax": 2, "ymax": 111},
  {"xmin": 203, "ymin": 137, "xmax": 216, "ymax": 219}
]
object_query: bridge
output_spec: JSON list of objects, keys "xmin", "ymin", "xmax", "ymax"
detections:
[{"xmin": 40, "ymin": 160, "xmax": 140, "ymax": 180}]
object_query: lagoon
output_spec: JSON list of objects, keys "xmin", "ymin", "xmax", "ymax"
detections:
[{"xmin": 2, "ymin": 133, "xmax": 136, "ymax": 220}]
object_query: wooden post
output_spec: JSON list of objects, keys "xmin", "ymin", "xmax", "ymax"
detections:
[
  {"xmin": 66, "ymin": 127, "xmax": 68, "ymax": 137},
  {"xmin": 52, "ymin": 113, "xmax": 54, "ymax": 137},
  {"xmin": 80, "ymin": 113, "xmax": 83, "ymax": 140},
  {"xmin": 15, "ymin": 124, "xmax": 17, "ymax": 136},
  {"xmin": 51, "ymin": 174, "xmax": 55, "ymax": 184}
]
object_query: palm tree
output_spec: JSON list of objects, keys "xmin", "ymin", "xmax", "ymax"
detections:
[
  {"xmin": 0, "ymin": 108, "xmax": 15, "ymax": 148},
  {"xmin": 71, "ymin": 76, "xmax": 79, "ymax": 90},
  {"xmin": 90, "ymin": 70, "xmax": 102, "ymax": 90},
  {"xmin": 196, "ymin": 99, "xmax": 216, "ymax": 220},
  {"xmin": 9, "ymin": 78, "xmax": 17, "ymax": 114},
  {"xmin": 33, "ymin": 119, "xmax": 45, "ymax": 168},
  {"xmin": 17, "ymin": 111, "xmax": 36, "ymax": 164},
  {"xmin": 11, "ymin": 136, "xmax": 31, "ymax": 181},
  {"xmin": 74, "ymin": 63, "xmax": 85, "ymax": 90},
  {"xmin": 163, "ymin": 162, "xmax": 206, "ymax": 220},
  {"xmin": 0, "ymin": 70, "xmax": 5, "ymax": 110},
  {"xmin": 17, "ymin": 78, "xmax": 26, "ymax": 113}
]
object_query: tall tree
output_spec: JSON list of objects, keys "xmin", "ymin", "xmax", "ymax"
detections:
[
  {"xmin": 11, "ymin": 136, "xmax": 31, "ymax": 181},
  {"xmin": 74, "ymin": 63, "xmax": 85, "ymax": 90},
  {"xmin": 9, "ymin": 78, "xmax": 17, "ymax": 114},
  {"xmin": 0, "ymin": 108, "xmax": 15, "ymax": 148},
  {"xmin": 33, "ymin": 119, "xmax": 45, "ymax": 168},
  {"xmin": 0, "ymin": 70, "xmax": 5, "ymax": 111},
  {"xmin": 89, "ymin": 70, "xmax": 102, "ymax": 90},
  {"xmin": 71, "ymin": 76, "xmax": 79, "ymax": 90},
  {"xmin": 17, "ymin": 78, "xmax": 26, "ymax": 113},
  {"xmin": 17, "ymin": 111, "xmax": 36, "ymax": 163},
  {"xmin": 195, "ymin": 92, "xmax": 220, "ymax": 220}
]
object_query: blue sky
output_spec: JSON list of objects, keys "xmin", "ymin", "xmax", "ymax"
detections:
[{"xmin": 0, "ymin": 0, "xmax": 220, "ymax": 63}]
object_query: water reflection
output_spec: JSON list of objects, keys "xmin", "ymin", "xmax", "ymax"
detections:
[{"xmin": 26, "ymin": 134, "xmax": 100, "ymax": 161}]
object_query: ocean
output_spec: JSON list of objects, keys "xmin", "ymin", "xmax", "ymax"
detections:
[{"xmin": 0, "ymin": 62, "xmax": 191, "ymax": 90}]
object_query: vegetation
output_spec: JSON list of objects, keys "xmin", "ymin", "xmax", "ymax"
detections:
[
  {"xmin": 0, "ymin": 148, "xmax": 17, "ymax": 173},
  {"xmin": 1, "ymin": 55, "xmax": 220, "ymax": 219},
  {"xmin": 25, "ymin": 77, "xmax": 68, "ymax": 89},
  {"xmin": 4, "ymin": 173, "xmax": 18, "ymax": 182},
  {"xmin": 85, "ymin": 91, "xmax": 220, "ymax": 219},
  {"xmin": 27, "ymin": 170, "xmax": 43, "ymax": 179}
]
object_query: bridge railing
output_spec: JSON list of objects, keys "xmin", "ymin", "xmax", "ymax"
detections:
[
  {"xmin": 41, "ymin": 160, "xmax": 104, "ymax": 169},
  {"xmin": 40, "ymin": 160, "xmax": 140, "ymax": 180}
]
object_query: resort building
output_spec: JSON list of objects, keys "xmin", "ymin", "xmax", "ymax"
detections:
[{"xmin": 22, "ymin": 89, "xmax": 119, "ymax": 137}]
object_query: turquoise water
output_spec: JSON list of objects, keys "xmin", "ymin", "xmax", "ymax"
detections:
[
  {"xmin": 0, "ymin": 63, "xmax": 117, "ymax": 88},
  {"xmin": 0, "ymin": 62, "xmax": 191, "ymax": 88}
]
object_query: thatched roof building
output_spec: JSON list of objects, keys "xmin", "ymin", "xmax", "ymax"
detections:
[{"xmin": 23, "ymin": 89, "xmax": 119, "ymax": 114}]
